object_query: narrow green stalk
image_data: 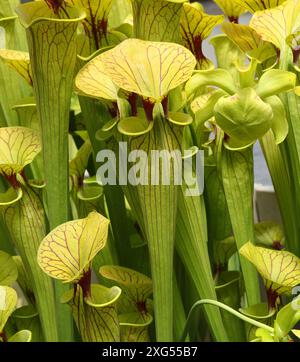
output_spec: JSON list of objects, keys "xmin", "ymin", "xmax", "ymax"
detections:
[
  {"xmin": 173, "ymin": 273, "xmax": 188, "ymax": 342},
  {"xmin": 180, "ymin": 299, "xmax": 274, "ymax": 342},
  {"xmin": 260, "ymin": 131, "xmax": 300, "ymax": 255},
  {"xmin": 175, "ymin": 190, "xmax": 228, "ymax": 341},
  {"xmin": 220, "ymin": 147, "xmax": 261, "ymax": 305}
]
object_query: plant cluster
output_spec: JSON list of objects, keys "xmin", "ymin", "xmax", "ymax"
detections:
[{"xmin": 0, "ymin": 0, "xmax": 300, "ymax": 342}]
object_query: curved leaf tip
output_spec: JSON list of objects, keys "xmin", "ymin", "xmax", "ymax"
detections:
[
  {"xmin": 38, "ymin": 211, "xmax": 110, "ymax": 283},
  {"xmin": 98, "ymin": 38, "xmax": 196, "ymax": 102},
  {"xmin": 0, "ymin": 127, "xmax": 41, "ymax": 177}
]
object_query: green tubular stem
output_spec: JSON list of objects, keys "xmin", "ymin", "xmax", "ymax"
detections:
[
  {"xmin": 221, "ymin": 147, "xmax": 261, "ymax": 305},
  {"xmin": 279, "ymin": 50, "xmax": 300, "ymax": 256},
  {"xmin": 180, "ymin": 299, "xmax": 274, "ymax": 342},
  {"xmin": 16, "ymin": 2, "xmax": 86, "ymax": 341},
  {"xmin": 0, "ymin": 186, "xmax": 58, "ymax": 341},
  {"xmin": 175, "ymin": 191, "xmax": 228, "ymax": 341},
  {"xmin": 125, "ymin": 113, "xmax": 181, "ymax": 341},
  {"xmin": 260, "ymin": 131, "xmax": 300, "ymax": 256}
]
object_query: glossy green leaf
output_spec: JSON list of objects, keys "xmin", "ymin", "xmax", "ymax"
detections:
[
  {"xmin": 255, "ymin": 69, "xmax": 296, "ymax": 99},
  {"xmin": 0, "ymin": 127, "xmax": 41, "ymax": 177},
  {"xmin": 0, "ymin": 286, "xmax": 17, "ymax": 332},
  {"xmin": 240, "ymin": 242, "xmax": 300, "ymax": 295},
  {"xmin": 99, "ymin": 39, "xmax": 196, "ymax": 103},
  {"xmin": 38, "ymin": 211, "xmax": 110, "ymax": 283},
  {"xmin": 0, "ymin": 251, "xmax": 18, "ymax": 286}
]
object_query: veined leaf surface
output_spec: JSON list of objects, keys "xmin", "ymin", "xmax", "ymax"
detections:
[
  {"xmin": 61, "ymin": 284, "xmax": 121, "ymax": 342},
  {"xmin": 131, "ymin": 0, "xmax": 185, "ymax": 42},
  {"xmin": 222, "ymin": 23, "xmax": 276, "ymax": 62},
  {"xmin": 250, "ymin": 0, "xmax": 300, "ymax": 50},
  {"xmin": 100, "ymin": 265, "xmax": 152, "ymax": 306},
  {"xmin": 75, "ymin": 57, "xmax": 119, "ymax": 101},
  {"xmin": 214, "ymin": 0, "xmax": 245, "ymax": 19},
  {"xmin": 180, "ymin": 3, "xmax": 223, "ymax": 66},
  {"xmin": 0, "ymin": 50, "xmax": 32, "ymax": 86},
  {"xmin": 38, "ymin": 211, "xmax": 110, "ymax": 283},
  {"xmin": 99, "ymin": 38, "xmax": 196, "ymax": 102},
  {"xmin": 235, "ymin": 0, "xmax": 287, "ymax": 12},
  {"xmin": 0, "ymin": 127, "xmax": 41, "ymax": 176},
  {"xmin": 240, "ymin": 242, "xmax": 300, "ymax": 294}
]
